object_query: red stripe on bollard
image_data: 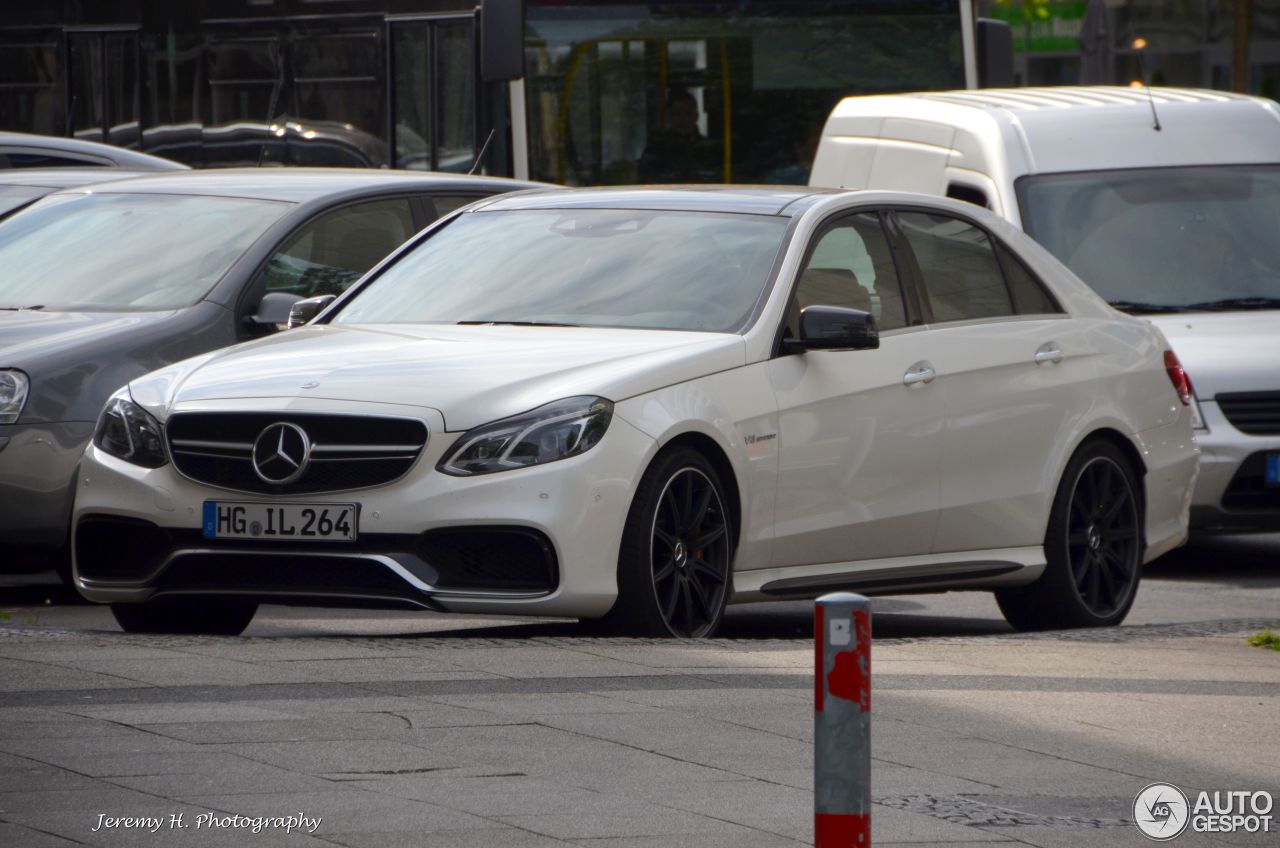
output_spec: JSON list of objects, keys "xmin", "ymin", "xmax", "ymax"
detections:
[{"xmin": 815, "ymin": 812, "xmax": 870, "ymax": 847}]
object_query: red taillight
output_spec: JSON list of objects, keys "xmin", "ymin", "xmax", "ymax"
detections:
[{"xmin": 1164, "ymin": 350, "xmax": 1193, "ymax": 406}]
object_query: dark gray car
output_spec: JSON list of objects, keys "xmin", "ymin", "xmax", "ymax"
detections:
[{"xmin": 0, "ymin": 168, "xmax": 547, "ymax": 575}]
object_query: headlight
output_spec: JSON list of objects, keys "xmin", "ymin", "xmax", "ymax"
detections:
[
  {"xmin": 439, "ymin": 396, "xmax": 613, "ymax": 476},
  {"xmin": 92, "ymin": 390, "xmax": 168, "ymax": 468},
  {"xmin": 0, "ymin": 369, "xmax": 29, "ymax": 424}
]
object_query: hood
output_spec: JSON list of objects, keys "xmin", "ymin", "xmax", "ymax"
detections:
[
  {"xmin": 1148, "ymin": 311, "xmax": 1280, "ymax": 398},
  {"xmin": 0, "ymin": 309, "xmax": 179, "ymax": 364},
  {"xmin": 130, "ymin": 323, "xmax": 746, "ymax": 431}
]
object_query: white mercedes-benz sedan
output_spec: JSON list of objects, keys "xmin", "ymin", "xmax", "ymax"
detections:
[{"xmin": 72, "ymin": 187, "xmax": 1199, "ymax": 637}]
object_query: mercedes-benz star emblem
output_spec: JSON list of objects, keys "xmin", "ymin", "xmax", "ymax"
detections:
[{"xmin": 251, "ymin": 422, "xmax": 312, "ymax": 485}]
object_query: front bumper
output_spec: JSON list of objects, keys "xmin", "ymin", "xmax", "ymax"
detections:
[
  {"xmin": 0, "ymin": 421, "xmax": 93, "ymax": 558},
  {"xmin": 72, "ymin": 399, "xmax": 655, "ymax": 618},
  {"xmin": 1189, "ymin": 400, "xmax": 1280, "ymax": 533}
]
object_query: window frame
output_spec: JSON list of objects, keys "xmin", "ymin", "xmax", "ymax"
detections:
[
  {"xmin": 883, "ymin": 205, "xmax": 1064, "ymax": 326},
  {"xmin": 772, "ymin": 206, "xmax": 921, "ymax": 357}
]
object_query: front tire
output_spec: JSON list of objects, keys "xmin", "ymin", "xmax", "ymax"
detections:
[
  {"xmin": 604, "ymin": 447, "xmax": 734, "ymax": 637},
  {"xmin": 997, "ymin": 440, "xmax": 1142, "ymax": 631},
  {"xmin": 110, "ymin": 597, "xmax": 258, "ymax": 635}
]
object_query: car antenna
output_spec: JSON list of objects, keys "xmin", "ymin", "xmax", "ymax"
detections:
[
  {"xmin": 468, "ymin": 129, "xmax": 497, "ymax": 176},
  {"xmin": 1132, "ymin": 38, "xmax": 1162, "ymax": 131}
]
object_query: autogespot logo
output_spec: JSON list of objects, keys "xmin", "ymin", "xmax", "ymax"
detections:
[{"xmin": 1134, "ymin": 783, "xmax": 1190, "ymax": 841}]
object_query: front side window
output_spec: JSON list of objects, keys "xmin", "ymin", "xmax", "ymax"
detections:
[
  {"xmin": 263, "ymin": 198, "xmax": 416, "ymax": 298},
  {"xmin": 1019, "ymin": 165, "xmax": 1280, "ymax": 311},
  {"xmin": 0, "ymin": 192, "xmax": 290, "ymax": 311},
  {"xmin": 334, "ymin": 208, "xmax": 790, "ymax": 333},
  {"xmin": 792, "ymin": 212, "xmax": 906, "ymax": 332},
  {"xmin": 897, "ymin": 212, "xmax": 1014, "ymax": 323}
]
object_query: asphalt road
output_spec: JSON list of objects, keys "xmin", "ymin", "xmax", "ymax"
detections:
[{"xmin": 0, "ymin": 535, "xmax": 1277, "ymax": 847}]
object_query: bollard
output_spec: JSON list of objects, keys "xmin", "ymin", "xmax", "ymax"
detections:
[{"xmin": 815, "ymin": 592, "xmax": 871, "ymax": 847}]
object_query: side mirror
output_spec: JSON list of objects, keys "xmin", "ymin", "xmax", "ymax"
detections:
[
  {"xmin": 245, "ymin": 292, "xmax": 303, "ymax": 333},
  {"xmin": 785, "ymin": 305, "xmax": 879, "ymax": 352},
  {"xmin": 287, "ymin": 294, "xmax": 337, "ymax": 329}
]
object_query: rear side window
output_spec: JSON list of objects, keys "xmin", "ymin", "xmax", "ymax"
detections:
[
  {"xmin": 897, "ymin": 211, "xmax": 1013, "ymax": 322},
  {"xmin": 995, "ymin": 241, "xmax": 1061, "ymax": 315}
]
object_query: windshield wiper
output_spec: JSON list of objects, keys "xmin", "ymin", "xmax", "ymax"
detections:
[
  {"xmin": 455, "ymin": 320, "xmax": 581, "ymax": 327},
  {"xmin": 1179, "ymin": 297, "xmax": 1280, "ymax": 312},
  {"xmin": 0, "ymin": 305, "xmax": 44, "ymax": 311},
  {"xmin": 1106, "ymin": 300, "xmax": 1188, "ymax": 314}
]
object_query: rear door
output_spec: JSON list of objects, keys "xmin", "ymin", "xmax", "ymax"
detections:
[{"xmin": 890, "ymin": 209, "xmax": 1093, "ymax": 554}]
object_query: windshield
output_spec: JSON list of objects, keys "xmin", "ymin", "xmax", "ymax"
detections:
[
  {"xmin": 0, "ymin": 192, "xmax": 290, "ymax": 311},
  {"xmin": 333, "ymin": 208, "xmax": 790, "ymax": 332},
  {"xmin": 1018, "ymin": 165, "xmax": 1280, "ymax": 312}
]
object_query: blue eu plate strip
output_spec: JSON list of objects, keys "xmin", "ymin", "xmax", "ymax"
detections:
[
  {"xmin": 203, "ymin": 501, "xmax": 217, "ymax": 538},
  {"xmin": 1268, "ymin": 454, "xmax": 1280, "ymax": 486}
]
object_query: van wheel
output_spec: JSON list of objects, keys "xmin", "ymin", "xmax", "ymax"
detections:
[
  {"xmin": 110, "ymin": 597, "xmax": 258, "ymax": 636},
  {"xmin": 997, "ymin": 441, "xmax": 1142, "ymax": 631},
  {"xmin": 603, "ymin": 447, "xmax": 733, "ymax": 637}
]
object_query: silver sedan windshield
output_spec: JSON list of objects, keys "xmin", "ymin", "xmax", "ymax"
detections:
[
  {"xmin": 334, "ymin": 208, "xmax": 790, "ymax": 332},
  {"xmin": 0, "ymin": 193, "xmax": 290, "ymax": 311}
]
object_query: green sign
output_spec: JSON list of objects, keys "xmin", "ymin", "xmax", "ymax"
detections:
[{"xmin": 989, "ymin": 0, "xmax": 1090, "ymax": 52}]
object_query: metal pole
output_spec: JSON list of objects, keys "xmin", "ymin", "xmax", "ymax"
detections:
[{"xmin": 815, "ymin": 592, "xmax": 871, "ymax": 847}]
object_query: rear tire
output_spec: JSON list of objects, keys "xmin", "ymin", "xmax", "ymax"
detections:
[
  {"xmin": 601, "ymin": 447, "xmax": 734, "ymax": 637},
  {"xmin": 997, "ymin": 440, "xmax": 1142, "ymax": 631},
  {"xmin": 110, "ymin": 597, "xmax": 258, "ymax": 635}
]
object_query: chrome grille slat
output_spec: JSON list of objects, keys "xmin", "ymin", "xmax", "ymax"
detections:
[
  {"xmin": 166, "ymin": 412, "xmax": 428, "ymax": 495},
  {"xmin": 1218, "ymin": 392, "xmax": 1280, "ymax": 435}
]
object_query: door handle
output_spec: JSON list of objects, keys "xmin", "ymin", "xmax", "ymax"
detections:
[
  {"xmin": 1034, "ymin": 344, "xmax": 1064, "ymax": 365},
  {"xmin": 903, "ymin": 361, "xmax": 936, "ymax": 386}
]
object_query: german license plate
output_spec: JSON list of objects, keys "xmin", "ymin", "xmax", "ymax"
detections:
[
  {"xmin": 202, "ymin": 501, "xmax": 358, "ymax": 541},
  {"xmin": 1267, "ymin": 454, "xmax": 1280, "ymax": 487}
]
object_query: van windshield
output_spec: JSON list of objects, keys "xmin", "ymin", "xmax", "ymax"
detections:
[{"xmin": 1018, "ymin": 165, "xmax": 1280, "ymax": 313}]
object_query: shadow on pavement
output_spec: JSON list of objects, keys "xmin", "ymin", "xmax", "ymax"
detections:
[{"xmin": 1147, "ymin": 533, "xmax": 1280, "ymax": 586}]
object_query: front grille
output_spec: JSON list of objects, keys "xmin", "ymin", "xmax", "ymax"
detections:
[
  {"xmin": 167, "ymin": 412, "xmax": 428, "ymax": 495},
  {"xmin": 1218, "ymin": 392, "xmax": 1280, "ymax": 435},
  {"xmin": 1220, "ymin": 452, "xmax": 1280, "ymax": 511}
]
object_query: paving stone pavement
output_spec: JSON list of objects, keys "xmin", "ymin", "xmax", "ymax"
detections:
[{"xmin": 0, "ymin": 539, "xmax": 1278, "ymax": 847}]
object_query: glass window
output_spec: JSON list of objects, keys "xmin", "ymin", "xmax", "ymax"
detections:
[
  {"xmin": 291, "ymin": 30, "xmax": 387, "ymax": 168},
  {"xmin": 1018, "ymin": 165, "xmax": 1280, "ymax": 311},
  {"xmin": 0, "ymin": 193, "xmax": 291, "ymax": 311},
  {"xmin": 0, "ymin": 186, "xmax": 46, "ymax": 218},
  {"xmin": 437, "ymin": 20, "xmax": 477, "ymax": 173},
  {"xmin": 995, "ymin": 241, "xmax": 1060, "ymax": 315},
  {"xmin": 793, "ymin": 213, "xmax": 906, "ymax": 332},
  {"xmin": 0, "ymin": 152, "xmax": 104, "ymax": 168},
  {"xmin": 263, "ymin": 198, "xmax": 415, "ymax": 298},
  {"xmin": 524, "ymin": 2, "xmax": 965, "ymax": 186},
  {"xmin": 391, "ymin": 18, "xmax": 476, "ymax": 172},
  {"xmin": 0, "ymin": 35, "xmax": 63, "ymax": 136},
  {"xmin": 428, "ymin": 195, "xmax": 487, "ymax": 219},
  {"xmin": 334, "ymin": 209, "xmax": 790, "ymax": 333},
  {"xmin": 897, "ymin": 212, "xmax": 1014, "ymax": 323}
]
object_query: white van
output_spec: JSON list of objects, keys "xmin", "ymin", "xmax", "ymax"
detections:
[{"xmin": 810, "ymin": 86, "xmax": 1280, "ymax": 534}]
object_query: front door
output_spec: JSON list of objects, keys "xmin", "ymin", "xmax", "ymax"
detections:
[{"xmin": 768, "ymin": 210, "xmax": 947, "ymax": 568}]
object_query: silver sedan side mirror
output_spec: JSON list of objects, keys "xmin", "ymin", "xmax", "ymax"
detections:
[{"xmin": 287, "ymin": 294, "xmax": 337, "ymax": 329}]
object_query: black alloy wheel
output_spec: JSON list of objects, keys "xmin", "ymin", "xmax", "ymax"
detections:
[
  {"xmin": 603, "ymin": 447, "xmax": 733, "ymax": 637},
  {"xmin": 997, "ymin": 440, "xmax": 1142, "ymax": 631}
]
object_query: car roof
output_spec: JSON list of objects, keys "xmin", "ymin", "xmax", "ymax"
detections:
[
  {"xmin": 0, "ymin": 168, "xmax": 160, "ymax": 190},
  {"xmin": 902, "ymin": 85, "xmax": 1258, "ymax": 111},
  {"xmin": 53, "ymin": 168, "xmax": 551, "ymax": 203},
  {"xmin": 477, "ymin": 185, "xmax": 841, "ymax": 216},
  {"xmin": 0, "ymin": 132, "xmax": 189, "ymax": 170}
]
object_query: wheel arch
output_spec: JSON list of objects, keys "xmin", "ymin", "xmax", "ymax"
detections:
[
  {"xmin": 654, "ymin": 431, "xmax": 744, "ymax": 552},
  {"xmin": 1061, "ymin": 426, "xmax": 1150, "ymax": 546}
]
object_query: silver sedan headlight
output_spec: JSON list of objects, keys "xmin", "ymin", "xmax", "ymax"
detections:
[
  {"xmin": 92, "ymin": 389, "xmax": 168, "ymax": 468},
  {"xmin": 0, "ymin": 369, "xmax": 29, "ymax": 424},
  {"xmin": 439, "ymin": 396, "xmax": 613, "ymax": 476}
]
